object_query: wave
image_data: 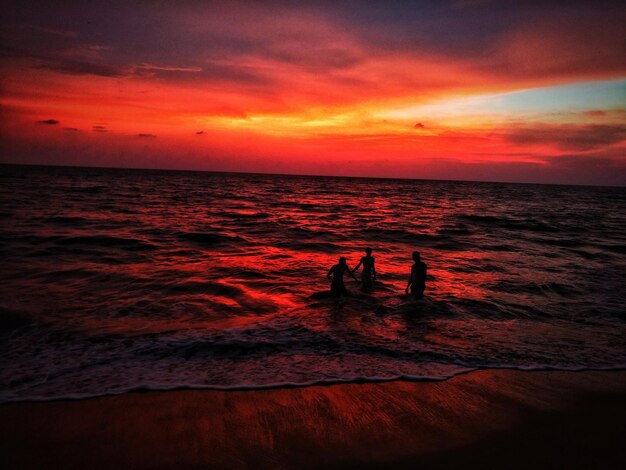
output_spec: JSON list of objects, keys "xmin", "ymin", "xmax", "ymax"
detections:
[
  {"xmin": 219, "ymin": 211, "xmax": 271, "ymax": 220},
  {"xmin": 457, "ymin": 214, "xmax": 561, "ymax": 233},
  {"xmin": 44, "ymin": 216, "xmax": 89, "ymax": 225},
  {"xmin": 360, "ymin": 228, "xmax": 444, "ymax": 244},
  {"xmin": 489, "ymin": 280, "xmax": 582, "ymax": 297},
  {"xmin": 178, "ymin": 231, "xmax": 248, "ymax": 246},
  {"xmin": 596, "ymin": 243, "xmax": 626, "ymax": 254},
  {"xmin": 278, "ymin": 240, "xmax": 345, "ymax": 252},
  {"xmin": 70, "ymin": 186, "xmax": 107, "ymax": 194},
  {"xmin": 43, "ymin": 267, "xmax": 100, "ymax": 280},
  {"xmin": 0, "ymin": 307, "xmax": 34, "ymax": 331},
  {"xmin": 56, "ymin": 235, "xmax": 157, "ymax": 251},
  {"xmin": 3, "ymin": 365, "xmax": 626, "ymax": 404}
]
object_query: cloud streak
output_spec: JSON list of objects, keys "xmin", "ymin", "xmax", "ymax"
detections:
[
  {"xmin": 134, "ymin": 63, "xmax": 202, "ymax": 73},
  {"xmin": 504, "ymin": 124, "xmax": 626, "ymax": 151}
]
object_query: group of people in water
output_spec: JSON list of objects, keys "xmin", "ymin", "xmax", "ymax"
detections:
[{"xmin": 326, "ymin": 248, "xmax": 427, "ymax": 299}]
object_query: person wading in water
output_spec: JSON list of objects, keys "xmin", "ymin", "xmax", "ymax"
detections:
[
  {"xmin": 327, "ymin": 257, "xmax": 357, "ymax": 297},
  {"xmin": 405, "ymin": 251, "xmax": 427, "ymax": 299},
  {"xmin": 352, "ymin": 247, "xmax": 376, "ymax": 292}
]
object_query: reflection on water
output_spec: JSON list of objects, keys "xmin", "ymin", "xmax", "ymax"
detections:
[{"xmin": 0, "ymin": 165, "xmax": 625, "ymax": 401}]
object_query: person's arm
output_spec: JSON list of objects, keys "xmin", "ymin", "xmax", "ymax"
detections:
[
  {"xmin": 352, "ymin": 258, "xmax": 363, "ymax": 274},
  {"xmin": 327, "ymin": 266, "xmax": 334, "ymax": 281},
  {"xmin": 405, "ymin": 268, "xmax": 413, "ymax": 293},
  {"xmin": 346, "ymin": 264, "xmax": 358, "ymax": 280},
  {"xmin": 372, "ymin": 258, "xmax": 377, "ymax": 280}
]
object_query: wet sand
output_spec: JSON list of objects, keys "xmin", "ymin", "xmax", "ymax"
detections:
[{"xmin": 2, "ymin": 369, "xmax": 626, "ymax": 469}]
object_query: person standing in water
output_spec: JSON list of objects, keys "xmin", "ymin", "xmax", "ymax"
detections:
[
  {"xmin": 327, "ymin": 257, "xmax": 357, "ymax": 297},
  {"xmin": 405, "ymin": 251, "xmax": 427, "ymax": 299},
  {"xmin": 352, "ymin": 247, "xmax": 376, "ymax": 291}
]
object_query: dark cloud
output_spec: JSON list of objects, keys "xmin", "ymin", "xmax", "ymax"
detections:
[
  {"xmin": 133, "ymin": 63, "xmax": 201, "ymax": 73},
  {"xmin": 64, "ymin": 127, "xmax": 79, "ymax": 131},
  {"xmin": 539, "ymin": 151, "xmax": 626, "ymax": 185},
  {"xmin": 196, "ymin": 131, "xmax": 205, "ymax": 135},
  {"xmin": 37, "ymin": 119, "xmax": 59, "ymax": 124},
  {"xmin": 37, "ymin": 58, "xmax": 124, "ymax": 77},
  {"xmin": 414, "ymin": 123, "xmax": 425, "ymax": 129},
  {"xmin": 544, "ymin": 154, "xmax": 622, "ymax": 169},
  {"xmin": 61, "ymin": 44, "xmax": 110, "ymax": 60},
  {"xmin": 92, "ymin": 125, "xmax": 108, "ymax": 132},
  {"xmin": 137, "ymin": 133, "xmax": 156, "ymax": 138},
  {"xmin": 197, "ymin": 62, "xmax": 271, "ymax": 86},
  {"xmin": 504, "ymin": 124, "xmax": 626, "ymax": 151},
  {"xmin": 263, "ymin": 44, "xmax": 363, "ymax": 72},
  {"xmin": 0, "ymin": 44, "xmax": 125, "ymax": 78},
  {"xmin": 30, "ymin": 25, "xmax": 77, "ymax": 38},
  {"xmin": 3, "ymin": 1, "xmax": 624, "ymax": 88}
]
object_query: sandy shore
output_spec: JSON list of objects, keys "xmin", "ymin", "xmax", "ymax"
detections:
[{"xmin": 2, "ymin": 369, "xmax": 626, "ymax": 469}]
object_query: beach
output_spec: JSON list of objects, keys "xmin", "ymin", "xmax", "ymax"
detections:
[{"xmin": 2, "ymin": 369, "xmax": 626, "ymax": 469}]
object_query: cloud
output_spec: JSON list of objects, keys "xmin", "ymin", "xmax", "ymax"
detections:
[
  {"xmin": 544, "ymin": 154, "xmax": 624, "ymax": 169},
  {"xmin": 92, "ymin": 125, "xmax": 108, "ymax": 132},
  {"xmin": 64, "ymin": 127, "xmax": 79, "ymax": 131},
  {"xmin": 487, "ymin": 10, "xmax": 626, "ymax": 81},
  {"xmin": 196, "ymin": 131, "xmax": 205, "ymax": 135},
  {"xmin": 414, "ymin": 123, "xmax": 425, "ymax": 129},
  {"xmin": 137, "ymin": 133, "xmax": 156, "ymax": 138},
  {"xmin": 37, "ymin": 119, "xmax": 59, "ymax": 124},
  {"xmin": 0, "ymin": 45, "xmax": 125, "ymax": 78},
  {"xmin": 134, "ymin": 63, "xmax": 202, "ymax": 73},
  {"xmin": 61, "ymin": 44, "xmax": 111, "ymax": 60},
  {"xmin": 4, "ymin": 2, "xmax": 624, "ymax": 102},
  {"xmin": 585, "ymin": 110, "xmax": 607, "ymax": 118},
  {"xmin": 38, "ymin": 59, "xmax": 124, "ymax": 77},
  {"xmin": 504, "ymin": 124, "xmax": 626, "ymax": 151},
  {"xmin": 539, "ymin": 151, "xmax": 626, "ymax": 185},
  {"xmin": 29, "ymin": 25, "xmax": 77, "ymax": 38},
  {"xmin": 450, "ymin": 0, "xmax": 492, "ymax": 9}
]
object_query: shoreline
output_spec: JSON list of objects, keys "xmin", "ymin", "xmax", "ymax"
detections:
[
  {"xmin": 3, "ymin": 365, "xmax": 626, "ymax": 405},
  {"xmin": 2, "ymin": 369, "xmax": 626, "ymax": 469}
]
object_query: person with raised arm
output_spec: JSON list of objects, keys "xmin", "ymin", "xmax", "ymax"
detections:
[{"xmin": 352, "ymin": 247, "xmax": 376, "ymax": 291}]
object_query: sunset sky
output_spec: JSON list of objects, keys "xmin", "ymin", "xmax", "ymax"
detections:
[{"xmin": 1, "ymin": 0, "xmax": 625, "ymax": 185}]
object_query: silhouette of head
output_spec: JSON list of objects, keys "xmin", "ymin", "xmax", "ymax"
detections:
[
  {"xmin": 365, "ymin": 248, "xmax": 372, "ymax": 255},
  {"xmin": 412, "ymin": 251, "xmax": 421, "ymax": 262},
  {"xmin": 339, "ymin": 257, "xmax": 347, "ymax": 265}
]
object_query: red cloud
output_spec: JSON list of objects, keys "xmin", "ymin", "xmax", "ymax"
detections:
[{"xmin": 504, "ymin": 124, "xmax": 626, "ymax": 151}]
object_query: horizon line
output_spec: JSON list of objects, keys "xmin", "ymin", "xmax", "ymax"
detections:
[{"xmin": 1, "ymin": 162, "xmax": 624, "ymax": 189}]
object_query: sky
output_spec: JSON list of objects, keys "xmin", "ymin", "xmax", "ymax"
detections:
[{"xmin": 1, "ymin": 0, "xmax": 625, "ymax": 185}]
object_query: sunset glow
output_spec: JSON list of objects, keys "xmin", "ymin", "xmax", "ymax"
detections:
[{"xmin": 1, "ymin": 1, "xmax": 625, "ymax": 184}]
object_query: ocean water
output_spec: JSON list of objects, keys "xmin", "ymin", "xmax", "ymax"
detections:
[{"xmin": 1, "ymin": 164, "xmax": 625, "ymax": 402}]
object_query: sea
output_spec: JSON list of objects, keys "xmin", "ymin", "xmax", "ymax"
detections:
[{"xmin": 1, "ymin": 164, "xmax": 625, "ymax": 402}]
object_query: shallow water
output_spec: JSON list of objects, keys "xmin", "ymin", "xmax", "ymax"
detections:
[{"xmin": 1, "ymin": 164, "xmax": 625, "ymax": 402}]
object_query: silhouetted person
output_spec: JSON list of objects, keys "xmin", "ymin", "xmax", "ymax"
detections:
[
  {"xmin": 352, "ymin": 247, "xmax": 376, "ymax": 291},
  {"xmin": 405, "ymin": 251, "xmax": 427, "ymax": 299},
  {"xmin": 327, "ymin": 257, "xmax": 356, "ymax": 297}
]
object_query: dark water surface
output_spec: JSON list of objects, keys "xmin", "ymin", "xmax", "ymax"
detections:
[{"xmin": 1, "ymin": 164, "xmax": 625, "ymax": 402}]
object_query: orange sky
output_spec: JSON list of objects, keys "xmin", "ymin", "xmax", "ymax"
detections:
[{"xmin": 1, "ymin": 1, "xmax": 625, "ymax": 184}]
